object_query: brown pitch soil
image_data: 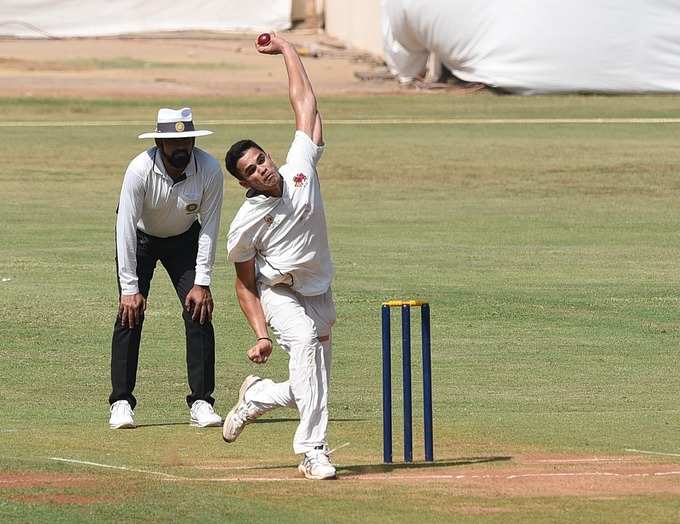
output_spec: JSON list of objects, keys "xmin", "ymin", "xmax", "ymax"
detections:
[
  {"xmin": 1, "ymin": 453, "xmax": 677, "ymax": 513},
  {"xmin": 0, "ymin": 30, "xmax": 473, "ymax": 99},
  {"xmin": 0, "ymin": 472, "xmax": 94, "ymax": 489},
  {"xmin": 178, "ymin": 452, "xmax": 680, "ymax": 497},
  {"xmin": 0, "ymin": 472, "xmax": 121, "ymax": 506}
]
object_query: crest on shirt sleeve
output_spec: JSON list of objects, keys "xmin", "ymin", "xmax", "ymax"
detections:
[
  {"xmin": 264, "ymin": 214, "xmax": 274, "ymax": 226},
  {"xmin": 293, "ymin": 173, "xmax": 307, "ymax": 188}
]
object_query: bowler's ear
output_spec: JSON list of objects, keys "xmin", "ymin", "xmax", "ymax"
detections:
[{"xmin": 238, "ymin": 180, "xmax": 249, "ymax": 189}]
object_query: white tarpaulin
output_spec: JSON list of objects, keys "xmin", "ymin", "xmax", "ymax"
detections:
[
  {"xmin": 383, "ymin": 0, "xmax": 680, "ymax": 94},
  {"xmin": 0, "ymin": 1, "xmax": 291, "ymax": 38}
]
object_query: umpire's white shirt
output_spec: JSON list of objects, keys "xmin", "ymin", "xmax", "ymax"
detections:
[
  {"xmin": 116, "ymin": 147, "xmax": 223, "ymax": 295},
  {"xmin": 227, "ymin": 131, "xmax": 334, "ymax": 296}
]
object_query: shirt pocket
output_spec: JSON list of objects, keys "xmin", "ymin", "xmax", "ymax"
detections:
[{"xmin": 179, "ymin": 192, "xmax": 201, "ymax": 216}]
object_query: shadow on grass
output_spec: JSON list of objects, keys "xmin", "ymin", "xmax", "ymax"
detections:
[
  {"xmin": 133, "ymin": 417, "xmax": 368, "ymax": 428},
  {"xmin": 237, "ymin": 456, "xmax": 512, "ymax": 473},
  {"xmin": 134, "ymin": 422, "xmax": 194, "ymax": 428},
  {"xmin": 253, "ymin": 417, "xmax": 368, "ymax": 425},
  {"xmin": 338, "ymin": 456, "xmax": 512, "ymax": 474}
]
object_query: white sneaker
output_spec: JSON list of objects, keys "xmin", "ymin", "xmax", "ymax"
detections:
[
  {"xmin": 298, "ymin": 448, "xmax": 337, "ymax": 480},
  {"xmin": 190, "ymin": 400, "xmax": 223, "ymax": 427},
  {"xmin": 109, "ymin": 400, "xmax": 135, "ymax": 429},
  {"xmin": 222, "ymin": 375, "xmax": 263, "ymax": 443}
]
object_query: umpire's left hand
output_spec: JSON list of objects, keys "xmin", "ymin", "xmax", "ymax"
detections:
[{"xmin": 185, "ymin": 285, "xmax": 214, "ymax": 324}]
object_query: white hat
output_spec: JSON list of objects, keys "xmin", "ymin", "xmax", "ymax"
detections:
[{"xmin": 138, "ymin": 107, "xmax": 213, "ymax": 139}]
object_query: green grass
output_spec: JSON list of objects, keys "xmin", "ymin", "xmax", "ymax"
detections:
[{"xmin": 1, "ymin": 93, "xmax": 680, "ymax": 522}]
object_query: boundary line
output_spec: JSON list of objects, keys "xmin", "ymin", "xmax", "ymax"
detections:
[{"xmin": 3, "ymin": 117, "xmax": 680, "ymax": 128}]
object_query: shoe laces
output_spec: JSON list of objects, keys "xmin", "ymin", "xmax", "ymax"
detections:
[
  {"xmin": 306, "ymin": 442, "xmax": 349, "ymax": 467},
  {"xmin": 234, "ymin": 401, "xmax": 258, "ymax": 424},
  {"xmin": 314, "ymin": 452, "xmax": 331, "ymax": 466}
]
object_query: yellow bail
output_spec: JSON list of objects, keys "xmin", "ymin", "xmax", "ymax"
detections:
[{"xmin": 382, "ymin": 300, "xmax": 428, "ymax": 307}]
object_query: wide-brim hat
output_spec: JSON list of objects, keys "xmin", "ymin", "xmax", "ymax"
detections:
[{"xmin": 138, "ymin": 107, "xmax": 213, "ymax": 139}]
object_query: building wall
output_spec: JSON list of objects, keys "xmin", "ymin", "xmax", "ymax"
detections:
[
  {"xmin": 323, "ymin": 0, "xmax": 383, "ymax": 57},
  {"xmin": 292, "ymin": 0, "xmax": 323, "ymax": 22}
]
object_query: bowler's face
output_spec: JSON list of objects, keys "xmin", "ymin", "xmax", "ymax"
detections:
[{"xmin": 236, "ymin": 147, "xmax": 279, "ymax": 192}]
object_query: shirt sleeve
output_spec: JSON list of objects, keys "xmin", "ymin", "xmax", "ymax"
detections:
[
  {"xmin": 116, "ymin": 164, "xmax": 146, "ymax": 295},
  {"xmin": 194, "ymin": 161, "xmax": 224, "ymax": 287},
  {"xmin": 227, "ymin": 227, "xmax": 257, "ymax": 263},
  {"xmin": 285, "ymin": 130, "xmax": 325, "ymax": 172}
]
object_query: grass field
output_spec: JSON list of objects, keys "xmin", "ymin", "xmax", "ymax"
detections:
[{"xmin": 2, "ymin": 93, "xmax": 680, "ymax": 522}]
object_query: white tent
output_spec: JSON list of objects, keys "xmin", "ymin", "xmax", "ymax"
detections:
[
  {"xmin": 383, "ymin": 0, "xmax": 680, "ymax": 94},
  {"xmin": 0, "ymin": 0, "xmax": 291, "ymax": 38}
]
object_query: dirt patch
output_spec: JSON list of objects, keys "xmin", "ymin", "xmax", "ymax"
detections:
[
  {"xmin": 0, "ymin": 31, "xmax": 402, "ymax": 99},
  {"xmin": 337, "ymin": 454, "xmax": 680, "ymax": 497},
  {"xmin": 0, "ymin": 31, "xmax": 485, "ymax": 99},
  {"xmin": 169, "ymin": 453, "xmax": 680, "ymax": 497},
  {"xmin": 0, "ymin": 472, "xmax": 93, "ymax": 489},
  {"xmin": 0, "ymin": 472, "xmax": 123, "ymax": 507}
]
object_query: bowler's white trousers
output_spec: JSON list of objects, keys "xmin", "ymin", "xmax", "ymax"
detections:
[{"xmin": 245, "ymin": 284, "xmax": 335, "ymax": 454}]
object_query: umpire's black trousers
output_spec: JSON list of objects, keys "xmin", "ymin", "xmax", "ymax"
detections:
[{"xmin": 109, "ymin": 221, "xmax": 216, "ymax": 410}]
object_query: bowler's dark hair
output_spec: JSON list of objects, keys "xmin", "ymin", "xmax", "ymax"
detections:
[{"xmin": 225, "ymin": 139, "xmax": 264, "ymax": 179}]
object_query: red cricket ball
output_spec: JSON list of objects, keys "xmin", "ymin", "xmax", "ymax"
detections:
[{"xmin": 257, "ymin": 33, "xmax": 271, "ymax": 46}]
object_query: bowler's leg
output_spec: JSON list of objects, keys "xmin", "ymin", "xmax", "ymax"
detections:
[{"xmin": 259, "ymin": 286, "xmax": 330, "ymax": 454}]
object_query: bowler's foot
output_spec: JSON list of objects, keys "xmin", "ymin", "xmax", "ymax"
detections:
[
  {"xmin": 222, "ymin": 375, "xmax": 264, "ymax": 442},
  {"xmin": 298, "ymin": 447, "xmax": 336, "ymax": 480}
]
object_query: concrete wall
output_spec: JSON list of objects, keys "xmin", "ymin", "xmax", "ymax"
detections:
[
  {"xmin": 292, "ymin": 0, "xmax": 323, "ymax": 22},
  {"xmin": 323, "ymin": 0, "xmax": 383, "ymax": 57}
]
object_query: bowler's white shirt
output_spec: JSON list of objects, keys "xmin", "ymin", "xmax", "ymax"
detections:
[
  {"xmin": 116, "ymin": 147, "xmax": 223, "ymax": 295},
  {"xmin": 227, "ymin": 131, "xmax": 334, "ymax": 296}
]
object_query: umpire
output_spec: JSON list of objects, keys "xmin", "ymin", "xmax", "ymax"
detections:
[{"xmin": 109, "ymin": 108, "xmax": 224, "ymax": 429}]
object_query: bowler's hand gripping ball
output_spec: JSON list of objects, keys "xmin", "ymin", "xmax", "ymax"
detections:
[{"xmin": 257, "ymin": 33, "xmax": 271, "ymax": 46}]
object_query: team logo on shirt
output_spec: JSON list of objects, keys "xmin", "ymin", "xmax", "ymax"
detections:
[
  {"xmin": 185, "ymin": 203, "xmax": 198, "ymax": 213},
  {"xmin": 264, "ymin": 214, "xmax": 274, "ymax": 225},
  {"xmin": 293, "ymin": 173, "xmax": 307, "ymax": 187}
]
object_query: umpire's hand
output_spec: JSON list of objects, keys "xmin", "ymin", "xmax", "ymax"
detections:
[
  {"xmin": 119, "ymin": 293, "xmax": 146, "ymax": 329},
  {"xmin": 185, "ymin": 285, "xmax": 214, "ymax": 324}
]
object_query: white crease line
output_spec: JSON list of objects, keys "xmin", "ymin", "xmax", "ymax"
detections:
[
  {"xmin": 507, "ymin": 471, "xmax": 680, "ymax": 480},
  {"xmin": 529, "ymin": 458, "xmax": 634, "ymax": 464},
  {"xmin": 3, "ymin": 118, "xmax": 680, "ymax": 128},
  {"xmin": 49, "ymin": 457, "xmax": 182, "ymax": 479},
  {"xmin": 192, "ymin": 464, "xmax": 292, "ymax": 471},
  {"xmin": 166, "ymin": 477, "xmax": 306, "ymax": 482},
  {"xmin": 625, "ymin": 449, "xmax": 680, "ymax": 458},
  {"xmin": 507, "ymin": 472, "xmax": 619, "ymax": 479},
  {"xmin": 47, "ymin": 457, "xmax": 680, "ymax": 483},
  {"xmin": 0, "ymin": 429, "xmax": 18, "ymax": 433}
]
